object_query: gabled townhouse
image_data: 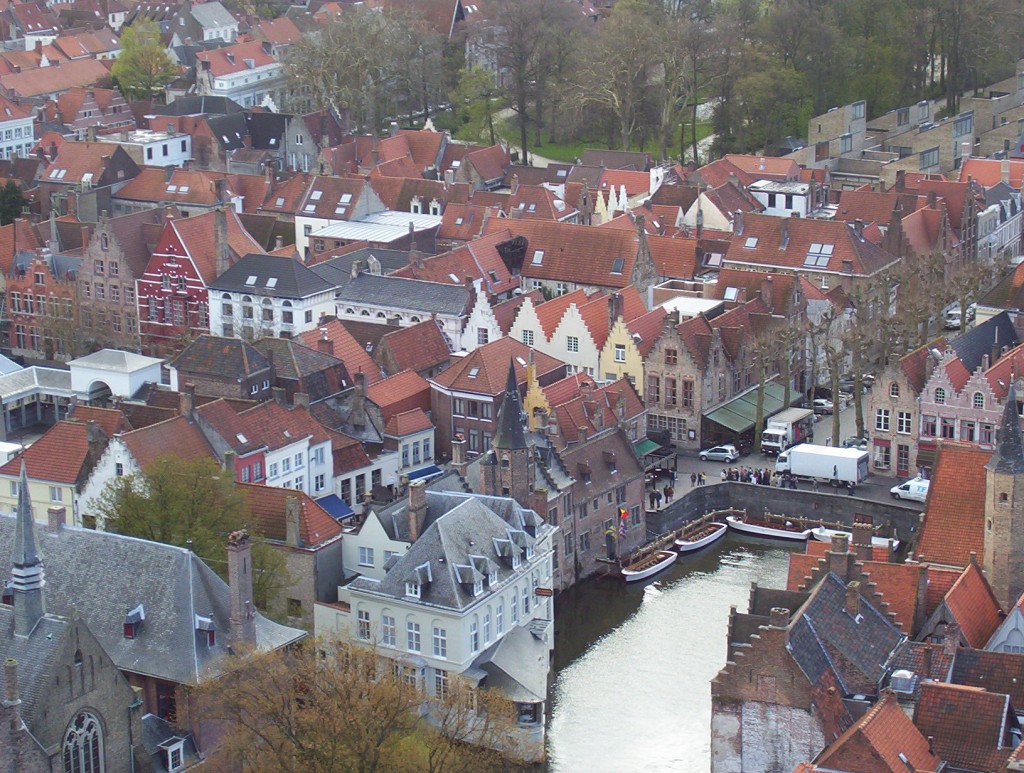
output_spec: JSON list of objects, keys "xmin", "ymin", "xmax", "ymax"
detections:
[
  {"xmin": 6, "ymin": 248, "xmax": 79, "ymax": 360},
  {"xmin": 294, "ymin": 175, "xmax": 386, "ymax": 258},
  {"xmin": 77, "ymin": 208, "xmax": 167, "ymax": 353},
  {"xmin": 0, "ymin": 91, "xmax": 33, "ymax": 161},
  {"xmin": 112, "ymin": 169, "xmax": 253, "ymax": 217},
  {"xmin": 6, "ymin": 2, "xmax": 61, "ymax": 50},
  {"xmin": 298, "ymin": 319, "xmax": 384, "ymax": 387},
  {"xmin": 314, "ymin": 484, "xmax": 555, "ymax": 763},
  {"xmin": 531, "ymin": 372, "xmax": 647, "ymax": 451},
  {"xmin": 169, "ymin": 335, "xmax": 274, "ymax": 401},
  {"xmin": 373, "ymin": 320, "xmax": 452, "ymax": 379},
  {"xmin": 429, "ymin": 336, "xmax": 566, "ymax": 457},
  {"xmin": 383, "ymin": 408, "xmax": 435, "ymax": 480},
  {"xmin": 977, "ymin": 180, "xmax": 1023, "ymax": 264},
  {"xmin": 366, "ymin": 369, "xmax": 432, "ymax": 427},
  {"xmin": 392, "ymin": 230, "xmax": 520, "ymax": 301},
  {"xmin": 45, "ymin": 86, "xmax": 135, "ymax": 140},
  {"xmin": 36, "ymin": 139, "xmax": 140, "ymax": 221},
  {"xmin": 0, "ymin": 418, "xmax": 109, "ymax": 525},
  {"xmin": 893, "ymin": 173, "xmax": 984, "ymax": 268},
  {"xmin": 179, "ymin": 0, "xmax": 238, "ymax": 43},
  {"xmin": 208, "ymin": 253, "xmax": 336, "ymax": 340},
  {"xmin": 195, "ymin": 39, "xmax": 285, "ymax": 110},
  {"xmin": 598, "ymin": 305, "xmax": 668, "ymax": 387},
  {"xmin": 50, "ymin": 28, "xmax": 121, "ymax": 61},
  {"xmin": 136, "ymin": 207, "xmax": 265, "ymax": 356},
  {"xmin": 193, "ymin": 396, "xmax": 334, "ymax": 497},
  {"xmin": 452, "ymin": 143, "xmax": 511, "ymax": 191}
]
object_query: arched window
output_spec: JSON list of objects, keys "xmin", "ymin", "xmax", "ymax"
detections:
[
  {"xmin": 63, "ymin": 711, "xmax": 104, "ymax": 773},
  {"xmin": 376, "ymin": 311, "xmax": 386, "ymax": 318},
  {"xmin": 221, "ymin": 293, "xmax": 232, "ymax": 300},
  {"xmin": 410, "ymin": 316, "xmax": 420, "ymax": 323},
  {"xmin": 889, "ymin": 382, "xmax": 900, "ymax": 398},
  {"xmin": 935, "ymin": 387, "xmax": 946, "ymax": 404},
  {"xmin": 360, "ymin": 309, "xmax": 371, "ymax": 317},
  {"xmin": 974, "ymin": 391, "xmax": 985, "ymax": 409}
]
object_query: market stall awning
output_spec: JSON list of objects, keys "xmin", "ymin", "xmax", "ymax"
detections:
[
  {"xmin": 703, "ymin": 382, "xmax": 795, "ymax": 435},
  {"xmin": 633, "ymin": 438, "xmax": 662, "ymax": 457}
]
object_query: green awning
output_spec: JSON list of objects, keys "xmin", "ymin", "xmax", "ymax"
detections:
[
  {"xmin": 634, "ymin": 438, "xmax": 662, "ymax": 457},
  {"xmin": 704, "ymin": 382, "xmax": 795, "ymax": 435}
]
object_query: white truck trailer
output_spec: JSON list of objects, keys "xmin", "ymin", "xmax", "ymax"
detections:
[
  {"xmin": 761, "ymin": 407, "xmax": 815, "ymax": 456},
  {"xmin": 775, "ymin": 444, "xmax": 869, "ymax": 486}
]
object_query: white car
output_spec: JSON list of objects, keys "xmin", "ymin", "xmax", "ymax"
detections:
[{"xmin": 699, "ymin": 444, "xmax": 739, "ymax": 463}]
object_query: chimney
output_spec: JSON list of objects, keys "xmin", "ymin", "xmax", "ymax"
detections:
[
  {"xmin": 215, "ymin": 206, "xmax": 229, "ymax": 279},
  {"xmin": 780, "ymin": 218, "xmax": 789, "ymax": 249},
  {"xmin": 451, "ymin": 433, "xmax": 468, "ymax": 477},
  {"xmin": 578, "ymin": 425, "xmax": 588, "ymax": 443},
  {"xmin": 285, "ymin": 496, "xmax": 302, "ymax": 548},
  {"xmin": 164, "ymin": 165, "xmax": 174, "ymax": 183},
  {"xmin": 350, "ymin": 259, "xmax": 365, "ymax": 279},
  {"xmin": 316, "ymin": 329, "xmax": 334, "ymax": 356},
  {"xmin": 86, "ymin": 124, "xmax": 97, "ymax": 143},
  {"xmin": 274, "ymin": 234, "xmax": 283, "ymax": 251},
  {"xmin": 407, "ymin": 479, "xmax": 427, "ymax": 542},
  {"xmin": 852, "ymin": 519, "xmax": 874, "ymax": 561},
  {"xmin": 3, "ymin": 659, "xmax": 21, "ymax": 755},
  {"xmin": 511, "ymin": 174, "xmax": 519, "ymax": 194},
  {"xmin": 769, "ymin": 607, "xmax": 789, "ymax": 629},
  {"xmin": 961, "ymin": 141, "xmax": 971, "ymax": 163},
  {"xmin": 271, "ymin": 386, "xmax": 287, "ymax": 406},
  {"xmin": 293, "ymin": 391, "xmax": 309, "ymax": 409},
  {"xmin": 389, "ymin": 121, "xmax": 400, "ymax": 138},
  {"xmin": 222, "ymin": 450, "xmax": 237, "ymax": 478},
  {"xmin": 758, "ymin": 156, "xmax": 766, "ymax": 171},
  {"xmin": 46, "ymin": 506, "xmax": 65, "ymax": 534},
  {"xmin": 1002, "ymin": 158, "xmax": 1011, "ymax": 184},
  {"xmin": 226, "ymin": 530, "xmax": 257, "ymax": 648},
  {"xmin": 828, "ymin": 533, "xmax": 851, "ymax": 576},
  {"xmin": 351, "ymin": 371, "xmax": 366, "ymax": 421},
  {"xmin": 844, "ymin": 581, "xmax": 861, "ymax": 617},
  {"xmin": 608, "ymin": 291, "xmax": 624, "ymax": 330},
  {"xmin": 943, "ymin": 621, "xmax": 961, "ymax": 656},
  {"xmin": 179, "ymin": 382, "xmax": 195, "ymax": 417},
  {"xmin": 852, "ymin": 219, "xmax": 865, "ymax": 241},
  {"xmin": 760, "ymin": 275, "xmax": 773, "ymax": 310},
  {"xmin": 214, "ymin": 177, "xmax": 228, "ymax": 205},
  {"xmin": 733, "ymin": 210, "xmax": 744, "ymax": 235},
  {"xmin": 531, "ymin": 487, "xmax": 549, "ymax": 519}
]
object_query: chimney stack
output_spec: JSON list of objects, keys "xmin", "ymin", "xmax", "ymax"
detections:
[
  {"xmin": 179, "ymin": 382, "xmax": 195, "ymax": 417},
  {"xmin": 46, "ymin": 506, "xmax": 65, "ymax": 534},
  {"xmin": 316, "ymin": 329, "xmax": 334, "ymax": 355},
  {"xmin": 215, "ymin": 206, "xmax": 229, "ymax": 279},
  {"xmin": 578, "ymin": 425, "xmax": 588, "ymax": 443},
  {"xmin": 226, "ymin": 530, "xmax": 257, "ymax": 648},
  {"xmin": 407, "ymin": 479, "xmax": 427, "ymax": 542},
  {"xmin": 769, "ymin": 607, "xmax": 790, "ymax": 629},
  {"xmin": 943, "ymin": 621, "xmax": 961, "ymax": 656},
  {"xmin": 451, "ymin": 433, "xmax": 468, "ymax": 477},
  {"xmin": 844, "ymin": 581, "xmax": 861, "ymax": 618},
  {"xmin": 274, "ymin": 234, "xmax": 284, "ymax": 251},
  {"xmin": 285, "ymin": 496, "xmax": 302, "ymax": 548},
  {"xmin": 608, "ymin": 291, "xmax": 624, "ymax": 330},
  {"xmin": 852, "ymin": 518, "xmax": 874, "ymax": 561},
  {"xmin": 828, "ymin": 533, "xmax": 851, "ymax": 576},
  {"xmin": 293, "ymin": 392, "xmax": 309, "ymax": 409}
]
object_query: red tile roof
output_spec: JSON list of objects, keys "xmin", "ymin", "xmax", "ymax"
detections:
[
  {"xmin": 835, "ymin": 188, "xmax": 927, "ymax": 226},
  {"xmin": 167, "ymin": 208, "xmax": 265, "ymax": 283},
  {"xmin": 255, "ymin": 16, "xmax": 302, "ymax": 45},
  {"xmin": 815, "ymin": 691, "xmax": 941, "ymax": 773},
  {"xmin": 721, "ymin": 154, "xmax": 800, "ymax": 180},
  {"xmin": 492, "ymin": 290, "xmax": 543, "ymax": 335},
  {"xmin": 925, "ymin": 566, "xmax": 963, "ymax": 618},
  {"xmin": 0, "ymin": 420, "xmax": 99, "ymax": 484},
  {"xmin": 195, "ymin": 40, "xmax": 277, "ymax": 78},
  {"xmin": 959, "ymin": 157, "xmax": 1024, "ymax": 189},
  {"xmin": 377, "ymin": 320, "xmax": 451, "ymax": 375},
  {"xmin": 915, "ymin": 444, "xmax": 990, "ymax": 568},
  {"xmin": 121, "ymin": 414, "xmax": 217, "ymax": 470},
  {"xmin": 238, "ymin": 483, "xmax": 342, "ymax": 547},
  {"xmin": 624, "ymin": 307, "xmax": 669, "ymax": 356},
  {"xmin": 534, "ymin": 288, "xmax": 592, "ymax": 340},
  {"xmin": 383, "ymin": 408, "xmax": 433, "ymax": 437},
  {"xmin": 430, "ymin": 337, "xmax": 563, "ymax": 395},
  {"xmin": 914, "ymin": 682, "xmax": 1015, "ymax": 771},
  {"xmin": 0, "ymin": 58, "xmax": 111, "ymax": 98},
  {"xmin": 575, "ymin": 285, "xmax": 647, "ymax": 349},
  {"xmin": 944, "ymin": 562, "xmax": 1005, "ymax": 648},
  {"xmin": 366, "ymin": 369, "xmax": 431, "ymax": 422},
  {"xmin": 899, "ymin": 338, "xmax": 948, "ymax": 393},
  {"xmin": 437, "ymin": 203, "xmax": 498, "ymax": 243},
  {"xmin": 67, "ymin": 405, "xmax": 132, "ymax": 437},
  {"xmin": 195, "ymin": 399, "xmax": 331, "ymax": 455},
  {"xmin": 299, "ymin": 321, "xmax": 383, "ymax": 386}
]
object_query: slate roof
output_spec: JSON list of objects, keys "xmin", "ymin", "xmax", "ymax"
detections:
[
  {"xmin": 0, "ymin": 609, "xmax": 70, "ymax": 726},
  {"xmin": 915, "ymin": 444, "xmax": 990, "ymax": 567},
  {"xmin": 336, "ymin": 273, "xmax": 470, "ymax": 316},
  {"xmin": 210, "ymin": 253, "xmax": 335, "ymax": 298},
  {"xmin": 309, "ymin": 248, "xmax": 412, "ymax": 289},
  {"xmin": 787, "ymin": 572, "xmax": 906, "ymax": 696},
  {"xmin": 0, "ymin": 518, "xmax": 304, "ymax": 685},
  {"xmin": 951, "ymin": 648, "xmax": 1024, "ymax": 709},
  {"xmin": 170, "ymin": 335, "xmax": 271, "ymax": 380},
  {"xmin": 149, "ymin": 95, "xmax": 244, "ymax": 117},
  {"xmin": 237, "ymin": 483, "xmax": 342, "ymax": 548},
  {"xmin": 252, "ymin": 338, "xmax": 345, "ymax": 382},
  {"xmin": 913, "ymin": 682, "xmax": 1016, "ymax": 771},
  {"xmin": 950, "ymin": 311, "xmax": 1020, "ymax": 373}
]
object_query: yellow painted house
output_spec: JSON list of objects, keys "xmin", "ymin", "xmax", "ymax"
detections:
[{"xmin": 599, "ymin": 307, "xmax": 668, "ymax": 387}]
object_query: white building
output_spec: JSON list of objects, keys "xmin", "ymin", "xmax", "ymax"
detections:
[
  {"xmin": 97, "ymin": 129, "xmax": 192, "ymax": 167},
  {"xmin": 0, "ymin": 94, "xmax": 34, "ymax": 160},
  {"xmin": 67, "ymin": 349, "xmax": 164, "ymax": 403},
  {"xmin": 748, "ymin": 180, "xmax": 812, "ymax": 218},
  {"xmin": 315, "ymin": 483, "xmax": 556, "ymax": 763},
  {"xmin": 195, "ymin": 40, "xmax": 285, "ymax": 109},
  {"xmin": 208, "ymin": 254, "xmax": 337, "ymax": 340}
]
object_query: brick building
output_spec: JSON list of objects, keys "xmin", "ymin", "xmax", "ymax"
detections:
[{"xmin": 7, "ymin": 250, "xmax": 78, "ymax": 360}]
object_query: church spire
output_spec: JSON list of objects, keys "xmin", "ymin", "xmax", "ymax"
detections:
[
  {"xmin": 11, "ymin": 460, "xmax": 45, "ymax": 637},
  {"xmin": 491, "ymin": 359, "xmax": 528, "ymax": 451},
  {"xmin": 989, "ymin": 383, "xmax": 1024, "ymax": 474}
]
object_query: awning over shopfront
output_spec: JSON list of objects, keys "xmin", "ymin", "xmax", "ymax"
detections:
[
  {"xmin": 315, "ymin": 494, "xmax": 355, "ymax": 521},
  {"xmin": 703, "ymin": 382, "xmax": 797, "ymax": 436}
]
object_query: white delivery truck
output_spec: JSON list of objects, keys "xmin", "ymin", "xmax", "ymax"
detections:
[
  {"xmin": 775, "ymin": 444, "xmax": 869, "ymax": 486},
  {"xmin": 890, "ymin": 477, "xmax": 929, "ymax": 502},
  {"xmin": 761, "ymin": 407, "xmax": 815, "ymax": 456}
]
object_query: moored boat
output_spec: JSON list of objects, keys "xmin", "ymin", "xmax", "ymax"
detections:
[
  {"xmin": 725, "ymin": 514, "xmax": 811, "ymax": 542},
  {"xmin": 675, "ymin": 521, "xmax": 728, "ymax": 554},
  {"xmin": 622, "ymin": 550, "xmax": 678, "ymax": 582},
  {"xmin": 810, "ymin": 526, "xmax": 897, "ymax": 550}
]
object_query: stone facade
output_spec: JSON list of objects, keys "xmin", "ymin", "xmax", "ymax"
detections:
[
  {"xmin": 643, "ymin": 313, "xmax": 708, "ymax": 451},
  {"xmin": 868, "ymin": 365, "xmax": 927, "ymax": 477}
]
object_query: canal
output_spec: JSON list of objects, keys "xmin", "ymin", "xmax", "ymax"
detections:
[{"xmin": 546, "ymin": 535, "xmax": 797, "ymax": 773}]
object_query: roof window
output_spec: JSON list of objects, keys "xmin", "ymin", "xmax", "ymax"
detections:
[
  {"xmin": 724, "ymin": 287, "xmax": 739, "ymax": 301},
  {"xmin": 265, "ymin": 277, "xmax": 277, "ymax": 288},
  {"xmin": 531, "ymin": 250, "xmax": 544, "ymax": 265},
  {"xmin": 610, "ymin": 258, "xmax": 624, "ymax": 275},
  {"xmin": 309, "ymin": 190, "xmax": 322, "ymax": 201},
  {"xmin": 179, "ymin": 186, "xmax": 189, "ymax": 193},
  {"xmin": 340, "ymin": 193, "xmax": 352, "ymax": 204},
  {"xmin": 468, "ymin": 367, "xmax": 480, "ymax": 378},
  {"xmin": 275, "ymin": 197, "xmax": 285, "ymax": 207},
  {"xmin": 245, "ymin": 275, "xmax": 257, "ymax": 285},
  {"xmin": 166, "ymin": 184, "xmax": 177, "ymax": 192},
  {"xmin": 804, "ymin": 243, "xmax": 834, "ymax": 268},
  {"xmin": 123, "ymin": 604, "xmax": 145, "ymax": 639},
  {"xmin": 455, "ymin": 217, "xmax": 464, "ymax": 225},
  {"xmin": 744, "ymin": 236, "xmax": 758, "ymax": 249}
]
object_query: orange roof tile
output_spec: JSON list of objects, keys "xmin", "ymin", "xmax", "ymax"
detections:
[
  {"xmin": 492, "ymin": 290, "xmax": 543, "ymax": 335},
  {"xmin": 431, "ymin": 337, "xmax": 563, "ymax": 395},
  {"xmin": 959, "ymin": 157, "xmax": 1024, "ymax": 189},
  {"xmin": 238, "ymin": 483, "xmax": 342, "ymax": 547},
  {"xmin": 121, "ymin": 414, "xmax": 217, "ymax": 470},
  {"xmin": 944, "ymin": 562, "xmax": 1005, "ymax": 648},
  {"xmin": 67, "ymin": 405, "xmax": 132, "ymax": 438},
  {"xmin": 534, "ymin": 288, "xmax": 592, "ymax": 340},
  {"xmin": 195, "ymin": 40, "xmax": 277, "ymax": 78},
  {"xmin": 915, "ymin": 444, "xmax": 990, "ymax": 567},
  {"xmin": 366, "ymin": 369, "xmax": 431, "ymax": 422},
  {"xmin": 166, "ymin": 208, "xmax": 265, "ymax": 283},
  {"xmin": 377, "ymin": 320, "xmax": 451, "ymax": 376},
  {"xmin": 914, "ymin": 682, "xmax": 1015, "ymax": 771},
  {"xmin": 299, "ymin": 321, "xmax": 383, "ymax": 386},
  {"xmin": 384, "ymin": 408, "xmax": 433, "ymax": 437},
  {"xmin": 0, "ymin": 420, "xmax": 98, "ymax": 484}
]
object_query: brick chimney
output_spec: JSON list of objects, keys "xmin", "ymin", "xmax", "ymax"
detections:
[
  {"xmin": 226, "ymin": 530, "xmax": 257, "ymax": 649},
  {"xmin": 531, "ymin": 487, "xmax": 549, "ymax": 519},
  {"xmin": 293, "ymin": 392, "xmax": 310, "ymax": 409},
  {"xmin": 407, "ymin": 479, "xmax": 427, "ymax": 542},
  {"xmin": 828, "ymin": 532, "xmax": 852, "ymax": 577},
  {"xmin": 179, "ymin": 382, "xmax": 195, "ymax": 417},
  {"xmin": 46, "ymin": 506, "xmax": 65, "ymax": 534},
  {"xmin": 351, "ymin": 371, "xmax": 366, "ymax": 422},
  {"xmin": 578, "ymin": 425, "xmax": 588, "ymax": 443},
  {"xmin": 451, "ymin": 433, "xmax": 468, "ymax": 477},
  {"xmin": 852, "ymin": 518, "xmax": 874, "ymax": 561},
  {"xmin": 3, "ymin": 657, "xmax": 23, "ymax": 769},
  {"xmin": 608, "ymin": 291, "xmax": 624, "ymax": 331},
  {"xmin": 214, "ymin": 206, "xmax": 229, "ymax": 279},
  {"xmin": 285, "ymin": 496, "xmax": 302, "ymax": 548},
  {"xmin": 769, "ymin": 607, "xmax": 790, "ymax": 629},
  {"xmin": 844, "ymin": 581, "xmax": 861, "ymax": 617},
  {"xmin": 943, "ymin": 621, "xmax": 961, "ymax": 656},
  {"xmin": 316, "ymin": 329, "xmax": 334, "ymax": 356}
]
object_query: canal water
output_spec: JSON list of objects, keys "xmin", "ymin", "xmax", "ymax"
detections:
[{"xmin": 546, "ymin": 535, "xmax": 797, "ymax": 773}]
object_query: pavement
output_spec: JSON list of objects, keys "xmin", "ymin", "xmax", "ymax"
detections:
[{"xmin": 665, "ymin": 393, "xmax": 904, "ymax": 506}]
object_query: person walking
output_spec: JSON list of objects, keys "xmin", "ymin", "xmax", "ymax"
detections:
[
  {"xmin": 649, "ymin": 489, "xmax": 657, "ymax": 509},
  {"xmin": 690, "ymin": 472, "xmax": 697, "ymax": 488},
  {"xmin": 847, "ymin": 481, "xmax": 855, "ymax": 496},
  {"xmin": 655, "ymin": 489, "xmax": 663, "ymax": 508}
]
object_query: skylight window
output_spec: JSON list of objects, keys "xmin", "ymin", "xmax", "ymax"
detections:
[
  {"xmin": 468, "ymin": 367, "xmax": 480, "ymax": 378},
  {"xmin": 744, "ymin": 236, "xmax": 758, "ymax": 249},
  {"xmin": 610, "ymin": 258, "xmax": 624, "ymax": 275},
  {"xmin": 448, "ymin": 273, "xmax": 460, "ymax": 282},
  {"xmin": 166, "ymin": 185, "xmax": 178, "ymax": 192},
  {"xmin": 531, "ymin": 250, "xmax": 544, "ymax": 265},
  {"xmin": 528, "ymin": 203, "xmax": 536, "ymax": 212},
  {"xmin": 804, "ymin": 243, "xmax": 834, "ymax": 268},
  {"xmin": 455, "ymin": 217, "xmax": 464, "ymax": 225},
  {"xmin": 304, "ymin": 204, "xmax": 316, "ymax": 213},
  {"xmin": 488, "ymin": 270, "xmax": 499, "ymax": 282},
  {"xmin": 178, "ymin": 186, "xmax": 189, "ymax": 193},
  {"xmin": 516, "ymin": 356, "xmax": 526, "ymax": 366},
  {"xmin": 236, "ymin": 433, "xmax": 248, "ymax": 444},
  {"xmin": 266, "ymin": 277, "xmax": 278, "ymax": 288},
  {"xmin": 334, "ymin": 206, "xmax": 347, "ymax": 215},
  {"xmin": 310, "ymin": 190, "xmax": 322, "ymax": 201},
  {"xmin": 245, "ymin": 275, "xmax": 257, "ymax": 285},
  {"xmin": 340, "ymin": 193, "xmax": 352, "ymax": 204},
  {"xmin": 556, "ymin": 169, "xmax": 567, "ymax": 178},
  {"xmin": 275, "ymin": 197, "xmax": 285, "ymax": 207},
  {"xmin": 724, "ymin": 287, "xmax": 739, "ymax": 301}
]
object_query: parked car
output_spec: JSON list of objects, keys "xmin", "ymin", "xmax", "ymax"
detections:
[
  {"xmin": 699, "ymin": 444, "xmax": 740, "ymax": 463},
  {"xmin": 812, "ymin": 398, "xmax": 834, "ymax": 415},
  {"xmin": 842, "ymin": 436, "xmax": 869, "ymax": 450}
]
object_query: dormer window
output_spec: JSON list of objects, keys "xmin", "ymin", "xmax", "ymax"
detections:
[
  {"xmin": 488, "ymin": 570, "xmax": 497, "ymax": 586},
  {"xmin": 512, "ymin": 553, "xmax": 521, "ymax": 569},
  {"xmin": 405, "ymin": 582, "xmax": 421, "ymax": 598},
  {"xmin": 473, "ymin": 579, "xmax": 483, "ymax": 596},
  {"xmin": 159, "ymin": 737, "xmax": 186, "ymax": 773},
  {"xmin": 123, "ymin": 604, "xmax": 145, "ymax": 639},
  {"xmin": 526, "ymin": 544, "xmax": 534, "ymax": 560},
  {"xmin": 195, "ymin": 614, "xmax": 215, "ymax": 646},
  {"xmin": 2, "ymin": 580, "xmax": 12, "ymax": 606}
]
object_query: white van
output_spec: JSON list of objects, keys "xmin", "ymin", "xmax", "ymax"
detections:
[{"xmin": 890, "ymin": 477, "xmax": 929, "ymax": 502}]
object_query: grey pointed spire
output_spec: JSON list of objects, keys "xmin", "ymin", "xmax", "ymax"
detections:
[
  {"xmin": 491, "ymin": 359, "xmax": 528, "ymax": 451},
  {"xmin": 11, "ymin": 459, "xmax": 45, "ymax": 637},
  {"xmin": 989, "ymin": 383, "xmax": 1024, "ymax": 474}
]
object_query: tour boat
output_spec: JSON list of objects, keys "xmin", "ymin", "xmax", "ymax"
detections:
[
  {"xmin": 621, "ymin": 550, "xmax": 678, "ymax": 582},
  {"xmin": 810, "ymin": 526, "xmax": 898, "ymax": 550},
  {"xmin": 725, "ymin": 514, "xmax": 811, "ymax": 542},
  {"xmin": 674, "ymin": 521, "xmax": 728, "ymax": 554}
]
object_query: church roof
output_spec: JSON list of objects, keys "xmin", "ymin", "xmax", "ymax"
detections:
[
  {"xmin": 492, "ymin": 359, "xmax": 528, "ymax": 450},
  {"xmin": 988, "ymin": 382, "xmax": 1024, "ymax": 474}
]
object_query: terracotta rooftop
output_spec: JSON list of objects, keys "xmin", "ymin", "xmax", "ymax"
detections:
[
  {"xmin": 944, "ymin": 562, "xmax": 1005, "ymax": 648},
  {"xmin": 915, "ymin": 444, "xmax": 990, "ymax": 568},
  {"xmin": 431, "ymin": 337, "xmax": 564, "ymax": 395},
  {"xmin": 383, "ymin": 408, "xmax": 433, "ymax": 437},
  {"xmin": 0, "ymin": 420, "xmax": 102, "ymax": 485},
  {"xmin": 237, "ymin": 483, "xmax": 342, "ymax": 548},
  {"xmin": 67, "ymin": 405, "xmax": 132, "ymax": 438},
  {"xmin": 914, "ymin": 682, "xmax": 1015, "ymax": 772},
  {"xmin": 299, "ymin": 320, "xmax": 383, "ymax": 386},
  {"xmin": 366, "ymin": 369, "xmax": 431, "ymax": 422},
  {"xmin": 376, "ymin": 320, "xmax": 451, "ymax": 375},
  {"xmin": 959, "ymin": 157, "xmax": 1024, "ymax": 189},
  {"xmin": 951, "ymin": 648, "xmax": 1024, "ymax": 709},
  {"xmin": 492, "ymin": 290, "xmax": 543, "ymax": 335},
  {"xmin": 121, "ymin": 414, "xmax": 217, "ymax": 470}
]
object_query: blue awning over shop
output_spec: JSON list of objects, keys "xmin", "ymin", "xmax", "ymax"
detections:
[
  {"xmin": 407, "ymin": 464, "xmax": 443, "ymax": 481},
  {"xmin": 315, "ymin": 494, "xmax": 354, "ymax": 521}
]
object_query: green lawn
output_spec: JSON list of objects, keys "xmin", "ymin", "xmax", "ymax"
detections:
[{"xmin": 495, "ymin": 116, "xmax": 714, "ymax": 164}]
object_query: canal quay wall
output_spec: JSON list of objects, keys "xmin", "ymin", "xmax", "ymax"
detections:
[{"xmin": 646, "ymin": 482, "xmax": 922, "ymax": 545}]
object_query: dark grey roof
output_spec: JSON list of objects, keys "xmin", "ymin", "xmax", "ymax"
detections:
[
  {"xmin": 252, "ymin": 337, "xmax": 345, "ymax": 380},
  {"xmin": 309, "ymin": 249, "xmax": 412, "ymax": 290},
  {"xmin": 950, "ymin": 311, "xmax": 1020, "ymax": 373},
  {"xmin": 788, "ymin": 572, "xmax": 905, "ymax": 696},
  {"xmin": 207, "ymin": 112, "xmax": 248, "ymax": 150},
  {"xmin": 170, "ymin": 335, "xmax": 272, "ymax": 378},
  {"xmin": 492, "ymin": 359, "xmax": 528, "ymax": 450},
  {"xmin": 989, "ymin": 383, "xmax": 1024, "ymax": 474},
  {"xmin": 0, "ymin": 519, "xmax": 305, "ymax": 686},
  {"xmin": 0, "ymin": 609, "xmax": 68, "ymax": 725},
  {"xmin": 152, "ymin": 95, "xmax": 244, "ymax": 117},
  {"xmin": 475, "ymin": 623, "xmax": 550, "ymax": 702},
  {"xmin": 336, "ymin": 273, "xmax": 470, "ymax": 316},
  {"xmin": 141, "ymin": 714, "xmax": 199, "ymax": 773},
  {"xmin": 247, "ymin": 112, "xmax": 290, "ymax": 152},
  {"xmin": 209, "ymin": 253, "xmax": 335, "ymax": 297},
  {"xmin": 352, "ymin": 495, "xmax": 546, "ymax": 611}
]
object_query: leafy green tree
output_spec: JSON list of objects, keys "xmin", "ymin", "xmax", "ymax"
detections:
[
  {"xmin": 451, "ymin": 66, "xmax": 501, "ymax": 144},
  {"xmin": 112, "ymin": 20, "xmax": 178, "ymax": 100},
  {"xmin": 0, "ymin": 181, "xmax": 27, "ymax": 226}
]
